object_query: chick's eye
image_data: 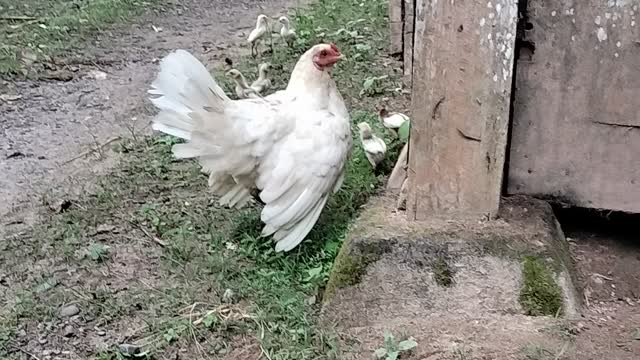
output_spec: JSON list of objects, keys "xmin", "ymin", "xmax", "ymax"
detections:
[{"xmin": 320, "ymin": 50, "xmax": 327, "ymax": 56}]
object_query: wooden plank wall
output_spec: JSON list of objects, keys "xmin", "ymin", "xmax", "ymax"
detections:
[
  {"xmin": 507, "ymin": 0, "xmax": 640, "ymax": 213},
  {"xmin": 407, "ymin": 0, "xmax": 518, "ymax": 220}
]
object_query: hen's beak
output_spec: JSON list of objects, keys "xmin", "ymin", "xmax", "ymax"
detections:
[{"xmin": 328, "ymin": 53, "xmax": 345, "ymax": 65}]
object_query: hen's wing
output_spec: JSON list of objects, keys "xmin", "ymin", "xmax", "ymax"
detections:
[{"xmin": 256, "ymin": 102, "xmax": 352, "ymax": 252}]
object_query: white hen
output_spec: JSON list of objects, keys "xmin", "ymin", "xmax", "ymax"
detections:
[
  {"xmin": 148, "ymin": 43, "xmax": 351, "ymax": 252},
  {"xmin": 248, "ymin": 14, "xmax": 269, "ymax": 57},
  {"xmin": 358, "ymin": 122, "xmax": 387, "ymax": 168}
]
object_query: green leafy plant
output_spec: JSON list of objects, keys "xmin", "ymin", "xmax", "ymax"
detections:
[
  {"xmin": 397, "ymin": 120, "xmax": 410, "ymax": 143},
  {"xmin": 374, "ymin": 330, "xmax": 417, "ymax": 360},
  {"xmin": 360, "ymin": 75, "xmax": 389, "ymax": 97},
  {"xmin": 86, "ymin": 243, "xmax": 111, "ymax": 262}
]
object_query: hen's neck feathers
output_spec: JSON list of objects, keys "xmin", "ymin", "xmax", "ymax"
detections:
[{"xmin": 286, "ymin": 52, "xmax": 335, "ymax": 105}]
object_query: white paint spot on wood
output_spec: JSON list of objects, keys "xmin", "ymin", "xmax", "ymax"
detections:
[
  {"xmin": 571, "ymin": 35, "xmax": 576, "ymax": 41},
  {"xmin": 596, "ymin": 27, "xmax": 608, "ymax": 41},
  {"xmin": 480, "ymin": 18, "xmax": 486, "ymax": 26},
  {"xmin": 506, "ymin": 33, "xmax": 512, "ymax": 40},
  {"xmin": 605, "ymin": 12, "xmax": 612, "ymax": 19},
  {"xmin": 612, "ymin": 23, "xmax": 617, "ymax": 28},
  {"xmin": 488, "ymin": 33, "xmax": 492, "ymax": 40},
  {"xmin": 632, "ymin": 20, "xmax": 636, "ymax": 27},
  {"xmin": 614, "ymin": 52, "xmax": 619, "ymax": 57},
  {"xmin": 551, "ymin": 10, "xmax": 557, "ymax": 17},
  {"xmin": 489, "ymin": 13, "xmax": 495, "ymax": 19},
  {"xmin": 496, "ymin": 4, "xmax": 502, "ymax": 13},
  {"xmin": 493, "ymin": 74, "xmax": 498, "ymax": 82},
  {"xmin": 487, "ymin": 1, "xmax": 492, "ymax": 8},
  {"xmin": 616, "ymin": 41, "xmax": 622, "ymax": 47},
  {"xmin": 595, "ymin": 16, "xmax": 602, "ymax": 25},
  {"xmin": 504, "ymin": 46, "xmax": 512, "ymax": 60}
]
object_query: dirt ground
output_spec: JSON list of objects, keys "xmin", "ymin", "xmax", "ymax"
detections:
[
  {"xmin": 559, "ymin": 209, "xmax": 640, "ymax": 359},
  {"xmin": 2, "ymin": 0, "xmax": 639, "ymax": 359},
  {"xmin": 1, "ymin": 0, "xmax": 298, "ymax": 233}
]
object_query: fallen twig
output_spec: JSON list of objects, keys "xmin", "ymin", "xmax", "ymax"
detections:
[
  {"xmin": 10, "ymin": 345, "xmax": 41, "ymax": 360},
  {"xmin": 0, "ymin": 15, "xmax": 38, "ymax": 21},
  {"xmin": 554, "ymin": 342, "xmax": 569, "ymax": 360},
  {"xmin": 59, "ymin": 136, "xmax": 120, "ymax": 165},
  {"xmin": 129, "ymin": 221, "xmax": 168, "ymax": 247},
  {"xmin": 592, "ymin": 273, "xmax": 614, "ymax": 281}
]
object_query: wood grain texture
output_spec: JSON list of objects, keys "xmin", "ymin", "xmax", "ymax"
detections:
[
  {"xmin": 407, "ymin": 0, "xmax": 517, "ymax": 220},
  {"xmin": 403, "ymin": 0, "xmax": 415, "ymax": 85},
  {"xmin": 389, "ymin": 0, "xmax": 403, "ymax": 55},
  {"xmin": 507, "ymin": 0, "xmax": 640, "ymax": 213}
]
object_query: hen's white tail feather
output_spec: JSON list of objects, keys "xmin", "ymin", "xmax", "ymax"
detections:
[
  {"xmin": 149, "ymin": 49, "xmax": 256, "ymax": 209},
  {"xmin": 273, "ymin": 196, "xmax": 328, "ymax": 252}
]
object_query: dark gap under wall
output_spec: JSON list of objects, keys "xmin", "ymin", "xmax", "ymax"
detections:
[
  {"xmin": 553, "ymin": 205, "xmax": 639, "ymax": 243},
  {"xmin": 502, "ymin": 0, "xmax": 533, "ymax": 195}
]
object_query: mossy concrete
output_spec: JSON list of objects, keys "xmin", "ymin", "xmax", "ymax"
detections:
[{"xmin": 322, "ymin": 194, "xmax": 581, "ymax": 359}]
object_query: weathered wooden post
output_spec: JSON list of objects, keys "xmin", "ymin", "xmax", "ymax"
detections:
[
  {"xmin": 403, "ymin": 0, "xmax": 416, "ymax": 85},
  {"xmin": 389, "ymin": 0, "xmax": 404, "ymax": 55},
  {"xmin": 407, "ymin": 0, "xmax": 518, "ymax": 220}
]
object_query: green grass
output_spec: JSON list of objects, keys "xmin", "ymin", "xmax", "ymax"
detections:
[
  {"xmin": 519, "ymin": 256, "xmax": 564, "ymax": 317},
  {"xmin": 0, "ymin": 0, "xmax": 162, "ymax": 76},
  {"xmin": 0, "ymin": 0, "xmax": 406, "ymax": 358}
]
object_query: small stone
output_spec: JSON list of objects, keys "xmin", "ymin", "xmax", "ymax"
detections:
[
  {"xmin": 625, "ymin": 297, "xmax": 634, "ymax": 306},
  {"xmin": 59, "ymin": 304, "xmax": 80, "ymax": 317},
  {"xmin": 97, "ymin": 330, "xmax": 106, "ymax": 336},
  {"xmin": 119, "ymin": 344, "xmax": 142, "ymax": 356},
  {"xmin": 222, "ymin": 289, "xmax": 234, "ymax": 303},
  {"xmin": 38, "ymin": 337, "xmax": 48, "ymax": 345},
  {"xmin": 63, "ymin": 325, "xmax": 75, "ymax": 337},
  {"xmin": 95, "ymin": 224, "xmax": 115, "ymax": 234}
]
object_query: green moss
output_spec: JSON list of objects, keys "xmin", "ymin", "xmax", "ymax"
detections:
[
  {"xmin": 519, "ymin": 256, "xmax": 563, "ymax": 316},
  {"xmin": 323, "ymin": 238, "xmax": 386, "ymax": 301},
  {"xmin": 432, "ymin": 256, "xmax": 454, "ymax": 287}
]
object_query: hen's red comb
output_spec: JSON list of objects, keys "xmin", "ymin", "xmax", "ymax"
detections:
[{"xmin": 330, "ymin": 43, "xmax": 340, "ymax": 53}]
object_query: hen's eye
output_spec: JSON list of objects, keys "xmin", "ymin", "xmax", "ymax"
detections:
[{"xmin": 320, "ymin": 50, "xmax": 327, "ymax": 56}]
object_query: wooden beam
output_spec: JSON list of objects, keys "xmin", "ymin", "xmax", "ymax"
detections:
[
  {"xmin": 402, "ymin": 0, "xmax": 415, "ymax": 85},
  {"xmin": 407, "ymin": 0, "xmax": 517, "ymax": 220},
  {"xmin": 389, "ymin": 0, "xmax": 404, "ymax": 55}
]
